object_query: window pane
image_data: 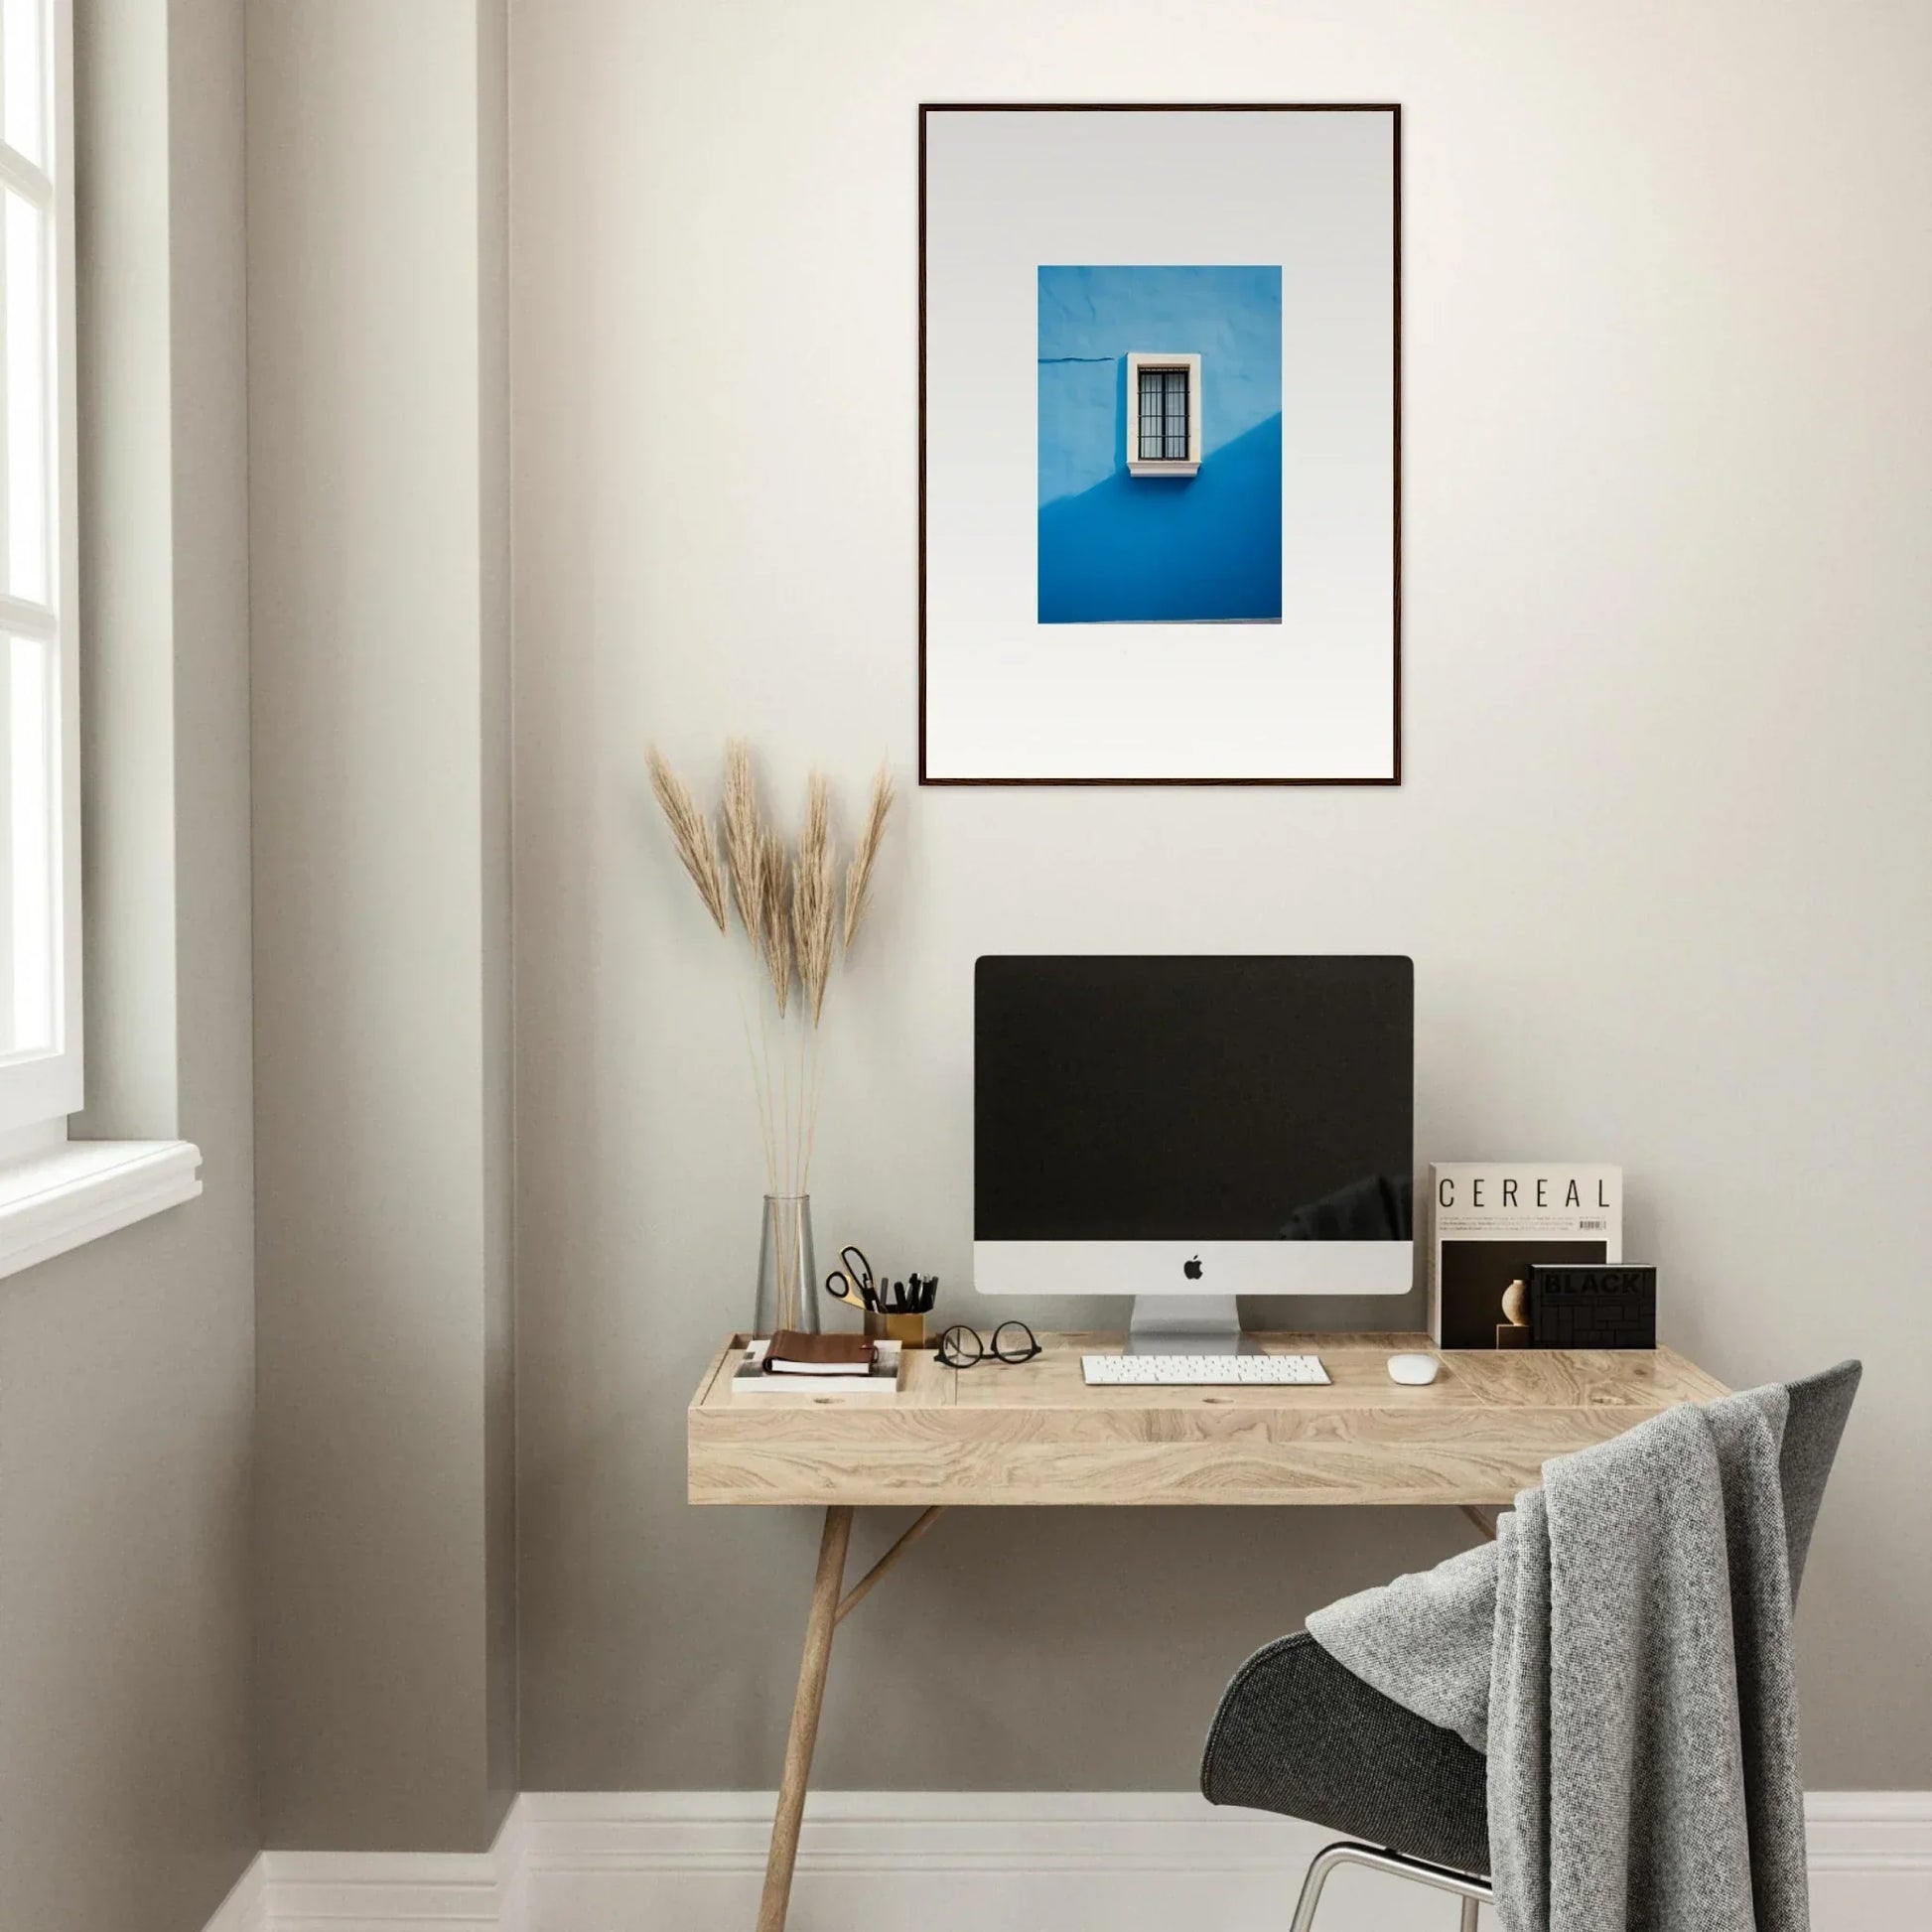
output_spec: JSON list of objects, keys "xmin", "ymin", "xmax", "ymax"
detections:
[
  {"xmin": 2, "ymin": 632, "xmax": 55, "ymax": 1054},
  {"xmin": 5, "ymin": 187, "xmax": 48, "ymax": 605},
  {"xmin": 1137, "ymin": 367, "xmax": 1192, "ymax": 462},
  {"xmin": 1, "ymin": 0, "xmax": 44, "ymax": 167},
  {"xmin": 1165, "ymin": 369, "xmax": 1187, "ymax": 458}
]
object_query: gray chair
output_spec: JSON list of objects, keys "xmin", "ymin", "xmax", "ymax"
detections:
[{"xmin": 1200, "ymin": 1362, "xmax": 1861, "ymax": 1930}]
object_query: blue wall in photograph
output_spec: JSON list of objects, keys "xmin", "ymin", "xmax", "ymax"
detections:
[{"xmin": 1037, "ymin": 264, "xmax": 1283, "ymax": 624}]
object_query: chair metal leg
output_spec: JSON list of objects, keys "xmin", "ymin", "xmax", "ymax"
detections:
[
  {"xmin": 1288, "ymin": 1841, "xmax": 1492, "ymax": 1932},
  {"xmin": 1287, "ymin": 1843, "xmax": 1351, "ymax": 1932}
]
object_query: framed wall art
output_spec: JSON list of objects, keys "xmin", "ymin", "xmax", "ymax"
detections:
[{"xmin": 918, "ymin": 104, "xmax": 1401, "ymax": 785}]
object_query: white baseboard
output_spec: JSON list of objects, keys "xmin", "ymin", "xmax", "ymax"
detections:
[
  {"xmin": 202, "ymin": 1855, "xmax": 266, "ymax": 1932},
  {"xmin": 202, "ymin": 1789, "xmax": 1932, "ymax": 1932},
  {"xmin": 1802, "ymin": 1792, "xmax": 1932, "ymax": 1932}
]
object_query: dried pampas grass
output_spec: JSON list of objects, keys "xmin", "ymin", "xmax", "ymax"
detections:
[
  {"xmin": 792, "ymin": 773, "xmax": 836, "ymax": 1024},
  {"xmin": 758, "ymin": 827, "xmax": 792, "ymax": 1017},
  {"xmin": 647, "ymin": 748, "xmax": 727, "ymax": 934},
  {"xmin": 843, "ymin": 761, "xmax": 895, "ymax": 951},
  {"xmin": 646, "ymin": 741, "xmax": 897, "ymax": 1193},
  {"xmin": 722, "ymin": 740, "xmax": 763, "ymax": 942}
]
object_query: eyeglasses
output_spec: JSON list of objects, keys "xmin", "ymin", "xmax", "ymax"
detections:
[{"xmin": 936, "ymin": 1320, "xmax": 1041, "ymax": 1368}]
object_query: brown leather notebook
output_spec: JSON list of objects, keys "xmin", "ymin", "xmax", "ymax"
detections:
[{"xmin": 764, "ymin": 1330, "xmax": 877, "ymax": 1374}]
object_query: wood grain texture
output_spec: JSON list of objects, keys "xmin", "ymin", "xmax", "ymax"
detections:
[
  {"xmin": 689, "ymin": 1333, "xmax": 1729, "ymax": 1508},
  {"xmin": 757, "ymin": 1505, "xmax": 851, "ymax": 1932}
]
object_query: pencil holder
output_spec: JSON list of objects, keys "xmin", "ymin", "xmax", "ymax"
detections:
[{"xmin": 866, "ymin": 1311, "xmax": 927, "ymax": 1348}]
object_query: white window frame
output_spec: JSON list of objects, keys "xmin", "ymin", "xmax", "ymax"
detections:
[
  {"xmin": 0, "ymin": 2, "xmax": 200, "ymax": 1279},
  {"xmin": 0, "ymin": 0, "xmax": 79, "ymax": 1143},
  {"xmin": 1125, "ymin": 351, "xmax": 1202, "ymax": 477}
]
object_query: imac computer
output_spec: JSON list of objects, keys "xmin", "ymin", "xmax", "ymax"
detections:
[{"xmin": 974, "ymin": 955, "xmax": 1414, "ymax": 1353}]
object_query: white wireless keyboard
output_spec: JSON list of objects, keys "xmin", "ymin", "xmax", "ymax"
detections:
[{"xmin": 1081, "ymin": 1352, "xmax": 1329, "ymax": 1387}]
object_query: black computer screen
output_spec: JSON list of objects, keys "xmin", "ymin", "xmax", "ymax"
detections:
[{"xmin": 974, "ymin": 956, "xmax": 1414, "ymax": 1241}]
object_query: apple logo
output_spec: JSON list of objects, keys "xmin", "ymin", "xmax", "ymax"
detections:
[{"xmin": 1183, "ymin": 1255, "xmax": 1203, "ymax": 1280}]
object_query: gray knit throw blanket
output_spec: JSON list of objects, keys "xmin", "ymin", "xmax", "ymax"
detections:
[{"xmin": 1308, "ymin": 1388, "xmax": 1809, "ymax": 1932}]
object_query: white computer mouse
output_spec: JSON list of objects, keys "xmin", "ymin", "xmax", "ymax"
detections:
[{"xmin": 1387, "ymin": 1352, "xmax": 1442, "ymax": 1386}]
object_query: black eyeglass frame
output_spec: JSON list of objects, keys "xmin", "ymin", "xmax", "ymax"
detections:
[{"xmin": 935, "ymin": 1320, "xmax": 1041, "ymax": 1368}]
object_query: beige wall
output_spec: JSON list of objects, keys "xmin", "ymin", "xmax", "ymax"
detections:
[
  {"xmin": 249, "ymin": 0, "xmax": 516, "ymax": 1853},
  {"xmin": 511, "ymin": 0, "xmax": 1932, "ymax": 1794},
  {"xmin": 0, "ymin": 4, "xmax": 258, "ymax": 1929}
]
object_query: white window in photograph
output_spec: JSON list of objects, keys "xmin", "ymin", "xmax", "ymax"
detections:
[
  {"xmin": 0, "ymin": 0, "xmax": 78, "ymax": 1141},
  {"xmin": 1125, "ymin": 351, "xmax": 1201, "ymax": 476}
]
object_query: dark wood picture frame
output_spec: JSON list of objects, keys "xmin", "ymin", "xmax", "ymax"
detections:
[{"xmin": 917, "ymin": 102, "xmax": 1402, "ymax": 787}]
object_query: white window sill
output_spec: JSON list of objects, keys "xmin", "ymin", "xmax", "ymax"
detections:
[{"xmin": 0, "ymin": 1140, "xmax": 203, "ymax": 1283}]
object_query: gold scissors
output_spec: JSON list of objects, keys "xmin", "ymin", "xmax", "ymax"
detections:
[{"xmin": 824, "ymin": 1245, "xmax": 877, "ymax": 1312}]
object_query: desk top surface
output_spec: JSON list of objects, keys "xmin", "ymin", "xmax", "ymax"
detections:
[{"xmin": 688, "ymin": 1331, "xmax": 1727, "ymax": 1508}]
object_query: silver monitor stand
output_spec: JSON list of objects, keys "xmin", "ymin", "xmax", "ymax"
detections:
[{"xmin": 1123, "ymin": 1294, "xmax": 1257, "ymax": 1356}]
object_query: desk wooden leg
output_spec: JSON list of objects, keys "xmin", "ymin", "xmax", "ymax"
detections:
[
  {"xmin": 758, "ymin": 1504, "xmax": 853, "ymax": 1932},
  {"xmin": 837, "ymin": 1505, "xmax": 943, "ymax": 1625}
]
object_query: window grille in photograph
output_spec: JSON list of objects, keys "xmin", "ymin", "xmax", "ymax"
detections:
[{"xmin": 1137, "ymin": 366, "xmax": 1188, "ymax": 461}]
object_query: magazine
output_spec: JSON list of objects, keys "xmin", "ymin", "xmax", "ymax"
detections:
[{"xmin": 1428, "ymin": 1164, "xmax": 1622, "ymax": 1348}]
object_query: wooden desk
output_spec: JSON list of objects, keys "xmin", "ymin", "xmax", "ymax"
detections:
[{"xmin": 688, "ymin": 1331, "xmax": 1726, "ymax": 1932}]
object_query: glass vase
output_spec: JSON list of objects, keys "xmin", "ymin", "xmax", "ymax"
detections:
[{"xmin": 753, "ymin": 1193, "xmax": 818, "ymax": 1338}]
